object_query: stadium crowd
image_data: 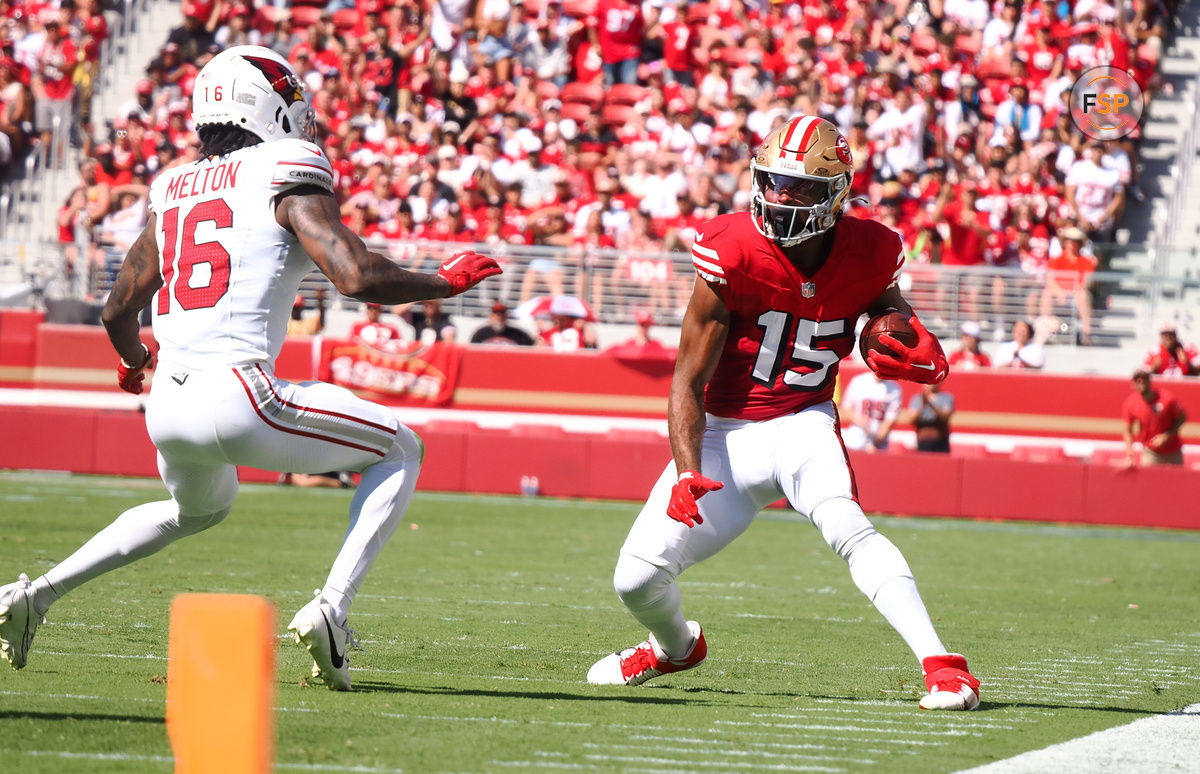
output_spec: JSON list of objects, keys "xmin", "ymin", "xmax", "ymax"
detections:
[{"xmin": 0, "ymin": 0, "xmax": 1179, "ymax": 342}]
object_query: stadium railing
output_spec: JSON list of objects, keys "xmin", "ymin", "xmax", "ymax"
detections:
[{"xmin": 5, "ymin": 236, "xmax": 1200, "ymax": 350}]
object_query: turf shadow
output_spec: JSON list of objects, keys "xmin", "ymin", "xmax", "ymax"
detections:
[
  {"xmin": 350, "ymin": 681, "xmax": 705, "ymax": 705},
  {"xmin": 0, "ymin": 709, "xmax": 165, "ymax": 724}
]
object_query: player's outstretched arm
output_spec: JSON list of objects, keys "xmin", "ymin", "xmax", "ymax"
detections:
[
  {"xmin": 665, "ymin": 277, "xmax": 729, "ymax": 527},
  {"xmin": 277, "ymin": 186, "xmax": 500, "ymax": 303}
]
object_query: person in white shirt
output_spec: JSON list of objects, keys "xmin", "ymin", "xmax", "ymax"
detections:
[
  {"xmin": 0, "ymin": 48, "xmax": 501, "ymax": 689},
  {"xmin": 866, "ymin": 90, "xmax": 926, "ymax": 177},
  {"xmin": 840, "ymin": 371, "xmax": 903, "ymax": 452},
  {"xmin": 993, "ymin": 319, "xmax": 1046, "ymax": 369},
  {"xmin": 1066, "ymin": 142, "xmax": 1125, "ymax": 241}
]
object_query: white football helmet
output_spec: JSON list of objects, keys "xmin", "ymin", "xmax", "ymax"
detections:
[
  {"xmin": 192, "ymin": 45, "xmax": 315, "ymax": 143},
  {"xmin": 750, "ymin": 115, "xmax": 855, "ymax": 246}
]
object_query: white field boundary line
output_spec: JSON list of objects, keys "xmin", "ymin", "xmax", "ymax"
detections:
[
  {"xmin": 957, "ymin": 703, "xmax": 1200, "ymax": 774},
  {"xmin": 19, "ymin": 751, "xmax": 405, "ymax": 773}
]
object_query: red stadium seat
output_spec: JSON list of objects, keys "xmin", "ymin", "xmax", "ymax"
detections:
[
  {"xmin": 561, "ymin": 81, "xmax": 604, "ymax": 109},
  {"xmin": 252, "ymin": 5, "xmax": 277, "ymax": 36},
  {"xmin": 332, "ymin": 8, "xmax": 358, "ymax": 33},
  {"xmin": 559, "ymin": 101, "xmax": 593, "ymax": 123},
  {"xmin": 290, "ymin": 5, "xmax": 322, "ymax": 28},
  {"xmin": 719, "ymin": 47, "xmax": 752, "ymax": 66},
  {"xmin": 1011, "ymin": 445, "xmax": 1067, "ymax": 463},
  {"xmin": 602, "ymin": 103, "xmax": 637, "ymax": 126},
  {"xmin": 977, "ymin": 55, "xmax": 1010, "ymax": 81},
  {"xmin": 561, "ymin": 0, "xmax": 597, "ymax": 19},
  {"xmin": 911, "ymin": 29, "xmax": 938, "ymax": 55},
  {"xmin": 950, "ymin": 443, "xmax": 991, "ymax": 458},
  {"xmin": 535, "ymin": 80, "xmax": 561, "ymax": 101},
  {"xmin": 686, "ymin": 2, "xmax": 711, "ymax": 24},
  {"xmin": 605, "ymin": 83, "xmax": 648, "ymax": 106}
]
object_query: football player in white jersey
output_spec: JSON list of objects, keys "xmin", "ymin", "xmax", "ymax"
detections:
[{"xmin": 0, "ymin": 47, "xmax": 501, "ymax": 690}]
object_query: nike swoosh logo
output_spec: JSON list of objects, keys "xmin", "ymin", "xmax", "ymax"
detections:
[
  {"xmin": 171, "ymin": 374, "xmax": 188, "ymax": 385},
  {"xmin": 695, "ymin": 232, "xmax": 704, "ymax": 242},
  {"xmin": 440, "ymin": 254, "xmax": 465, "ymax": 272},
  {"xmin": 913, "ymin": 362, "xmax": 936, "ymax": 370},
  {"xmin": 321, "ymin": 611, "xmax": 345, "ymax": 668},
  {"xmin": 304, "ymin": 147, "xmax": 322, "ymax": 156}
]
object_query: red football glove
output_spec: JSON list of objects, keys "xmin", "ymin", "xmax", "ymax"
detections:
[
  {"xmin": 866, "ymin": 315, "xmax": 948, "ymax": 385},
  {"xmin": 437, "ymin": 250, "xmax": 502, "ymax": 296},
  {"xmin": 666, "ymin": 470, "xmax": 723, "ymax": 528},
  {"xmin": 117, "ymin": 345, "xmax": 154, "ymax": 394}
]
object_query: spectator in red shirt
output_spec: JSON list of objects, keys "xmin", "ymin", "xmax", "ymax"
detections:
[
  {"xmin": 590, "ymin": 0, "xmax": 644, "ymax": 86},
  {"xmin": 1122, "ymin": 370, "xmax": 1187, "ymax": 467},
  {"xmin": 606, "ymin": 310, "xmax": 670, "ymax": 358},
  {"xmin": 1144, "ymin": 323, "xmax": 1200, "ymax": 378},
  {"xmin": 34, "ymin": 19, "xmax": 76, "ymax": 167},
  {"xmin": 657, "ymin": 0, "xmax": 695, "ymax": 86},
  {"xmin": 350, "ymin": 303, "xmax": 408, "ymax": 349},
  {"xmin": 1039, "ymin": 226, "xmax": 1097, "ymax": 345},
  {"xmin": 948, "ymin": 321, "xmax": 992, "ymax": 371}
]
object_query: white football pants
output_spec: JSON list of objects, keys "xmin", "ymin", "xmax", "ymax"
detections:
[
  {"xmin": 614, "ymin": 401, "xmax": 945, "ymax": 660},
  {"xmin": 34, "ymin": 362, "xmax": 421, "ymax": 623}
]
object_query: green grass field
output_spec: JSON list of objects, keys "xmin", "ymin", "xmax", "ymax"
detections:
[{"xmin": 1, "ymin": 470, "xmax": 1198, "ymax": 773}]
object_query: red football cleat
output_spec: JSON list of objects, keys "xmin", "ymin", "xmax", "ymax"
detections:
[
  {"xmin": 920, "ymin": 653, "xmax": 980, "ymax": 710},
  {"xmin": 587, "ymin": 621, "xmax": 707, "ymax": 686}
]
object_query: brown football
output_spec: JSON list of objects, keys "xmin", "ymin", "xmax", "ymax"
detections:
[{"xmin": 859, "ymin": 309, "xmax": 918, "ymax": 363}]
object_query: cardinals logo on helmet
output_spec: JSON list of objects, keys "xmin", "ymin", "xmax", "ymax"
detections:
[{"xmin": 244, "ymin": 55, "xmax": 304, "ymax": 106}]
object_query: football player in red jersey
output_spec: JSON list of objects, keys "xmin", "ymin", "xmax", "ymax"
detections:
[{"xmin": 588, "ymin": 116, "xmax": 979, "ymax": 711}]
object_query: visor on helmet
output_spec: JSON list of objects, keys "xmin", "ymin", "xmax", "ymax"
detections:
[{"xmin": 754, "ymin": 170, "xmax": 834, "ymax": 207}]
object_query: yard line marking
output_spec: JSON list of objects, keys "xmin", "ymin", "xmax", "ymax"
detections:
[
  {"xmin": 0, "ymin": 689, "xmax": 159, "ymax": 704},
  {"xmin": 627, "ymin": 735, "xmax": 920, "ymax": 756},
  {"xmin": 958, "ymin": 703, "xmax": 1200, "ymax": 773},
  {"xmin": 748, "ymin": 711, "xmax": 1022, "ymax": 730},
  {"xmin": 20, "ymin": 751, "xmax": 405, "ymax": 773},
  {"xmin": 578, "ymin": 753, "xmax": 844, "ymax": 772},
  {"xmin": 37, "ymin": 649, "xmax": 166, "ymax": 660},
  {"xmin": 715, "ymin": 719, "xmax": 980, "ymax": 738},
  {"xmin": 583, "ymin": 741, "xmax": 877, "ymax": 765}
]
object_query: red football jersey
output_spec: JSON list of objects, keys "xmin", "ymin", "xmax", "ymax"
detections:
[{"xmin": 691, "ymin": 213, "xmax": 903, "ymax": 421}]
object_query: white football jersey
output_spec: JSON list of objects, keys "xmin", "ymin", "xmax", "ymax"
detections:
[
  {"xmin": 840, "ymin": 372, "xmax": 902, "ymax": 451},
  {"xmin": 148, "ymin": 138, "xmax": 334, "ymax": 369}
]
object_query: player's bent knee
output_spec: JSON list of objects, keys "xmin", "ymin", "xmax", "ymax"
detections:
[
  {"xmin": 613, "ymin": 554, "xmax": 674, "ymax": 609},
  {"xmin": 810, "ymin": 496, "xmax": 874, "ymax": 557},
  {"xmin": 378, "ymin": 425, "xmax": 423, "ymax": 469},
  {"xmin": 176, "ymin": 506, "xmax": 231, "ymax": 535}
]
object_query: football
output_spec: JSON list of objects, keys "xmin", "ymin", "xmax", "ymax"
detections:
[{"xmin": 859, "ymin": 309, "xmax": 918, "ymax": 363}]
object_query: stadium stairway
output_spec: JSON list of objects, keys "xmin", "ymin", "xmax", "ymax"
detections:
[{"xmin": 3, "ymin": 0, "xmax": 179, "ymax": 267}]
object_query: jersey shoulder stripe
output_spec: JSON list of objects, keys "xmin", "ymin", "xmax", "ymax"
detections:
[{"xmin": 267, "ymin": 138, "xmax": 334, "ymax": 193}]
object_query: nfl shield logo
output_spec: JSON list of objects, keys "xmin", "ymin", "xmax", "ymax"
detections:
[{"xmin": 801, "ymin": 281, "xmax": 816, "ymax": 298}]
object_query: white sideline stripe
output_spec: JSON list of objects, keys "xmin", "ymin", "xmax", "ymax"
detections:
[
  {"xmin": 38, "ymin": 649, "xmax": 165, "ymax": 660},
  {"xmin": 20, "ymin": 751, "xmax": 405, "ymax": 772},
  {"xmin": 584, "ymin": 741, "xmax": 877, "ymax": 765},
  {"xmin": 957, "ymin": 703, "xmax": 1200, "ymax": 774},
  {"xmin": 627, "ymin": 735, "xmax": 919, "ymax": 757},
  {"xmin": 579, "ymin": 753, "xmax": 842, "ymax": 772}
]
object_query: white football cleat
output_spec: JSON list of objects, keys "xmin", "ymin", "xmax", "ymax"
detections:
[
  {"xmin": 920, "ymin": 653, "xmax": 980, "ymax": 710},
  {"xmin": 588, "ymin": 621, "xmax": 707, "ymax": 686},
  {"xmin": 287, "ymin": 592, "xmax": 360, "ymax": 691},
  {"xmin": 0, "ymin": 574, "xmax": 43, "ymax": 671}
]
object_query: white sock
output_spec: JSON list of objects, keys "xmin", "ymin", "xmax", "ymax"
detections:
[
  {"xmin": 870, "ymin": 576, "xmax": 946, "ymax": 661},
  {"xmin": 36, "ymin": 500, "xmax": 227, "ymax": 615},
  {"xmin": 321, "ymin": 443, "xmax": 420, "ymax": 623},
  {"xmin": 613, "ymin": 554, "xmax": 695, "ymax": 658}
]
